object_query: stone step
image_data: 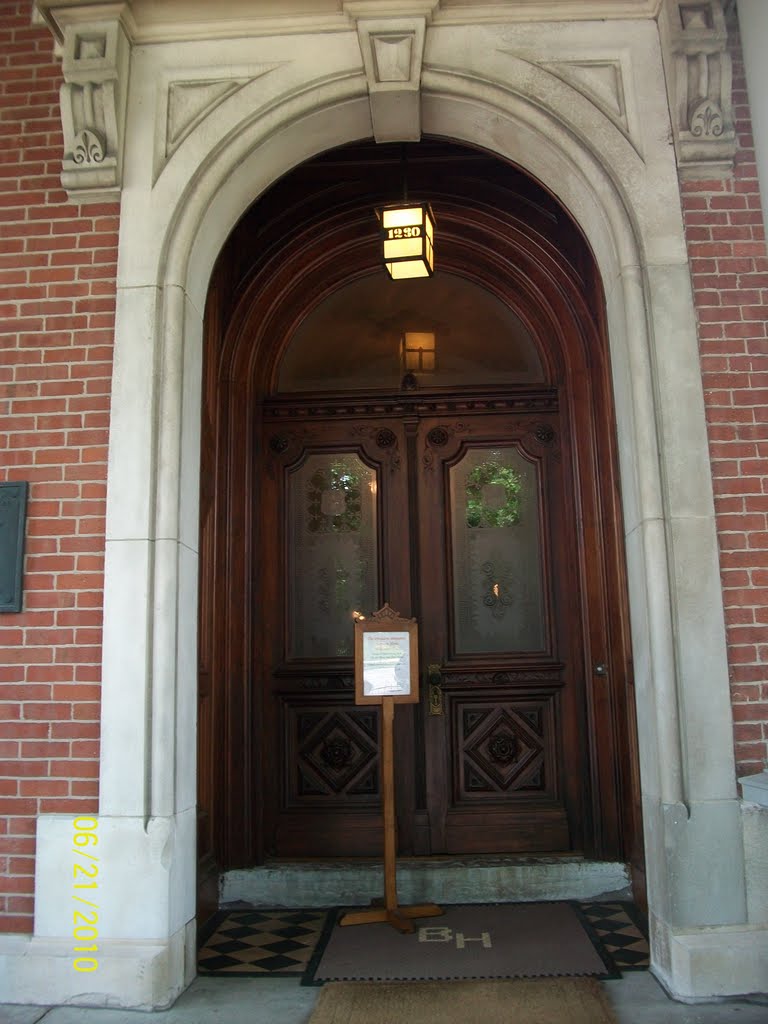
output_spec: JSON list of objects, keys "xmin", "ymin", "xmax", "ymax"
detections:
[{"xmin": 221, "ymin": 857, "xmax": 631, "ymax": 907}]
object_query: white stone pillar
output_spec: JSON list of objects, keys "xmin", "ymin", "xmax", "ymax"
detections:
[{"xmin": 738, "ymin": 0, "xmax": 768, "ymax": 232}]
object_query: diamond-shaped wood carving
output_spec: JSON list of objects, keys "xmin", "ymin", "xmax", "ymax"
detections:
[
  {"xmin": 458, "ymin": 700, "xmax": 550, "ymax": 798},
  {"xmin": 293, "ymin": 708, "xmax": 379, "ymax": 800}
]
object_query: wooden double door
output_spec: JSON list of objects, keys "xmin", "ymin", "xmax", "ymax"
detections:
[{"xmin": 259, "ymin": 392, "xmax": 597, "ymax": 858}]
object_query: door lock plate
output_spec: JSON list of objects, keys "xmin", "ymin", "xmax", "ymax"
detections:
[
  {"xmin": 428, "ymin": 683, "xmax": 443, "ymax": 716},
  {"xmin": 428, "ymin": 664, "xmax": 443, "ymax": 715}
]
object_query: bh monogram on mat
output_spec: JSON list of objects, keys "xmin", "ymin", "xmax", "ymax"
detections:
[{"xmin": 418, "ymin": 927, "xmax": 492, "ymax": 949}]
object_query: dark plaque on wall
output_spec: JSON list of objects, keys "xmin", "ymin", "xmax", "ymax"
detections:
[{"xmin": 0, "ymin": 482, "xmax": 28, "ymax": 613}]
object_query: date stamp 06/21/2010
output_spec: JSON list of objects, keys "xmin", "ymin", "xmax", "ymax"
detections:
[{"xmin": 71, "ymin": 816, "xmax": 99, "ymax": 972}]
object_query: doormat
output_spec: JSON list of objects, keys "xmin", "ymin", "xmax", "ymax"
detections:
[
  {"xmin": 196, "ymin": 901, "xmax": 648, "ymax": 979},
  {"xmin": 309, "ymin": 902, "xmax": 619, "ymax": 983},
  {"xmin": 308, "ymin": 978, "xmax": 618, "ymax": 1024}
]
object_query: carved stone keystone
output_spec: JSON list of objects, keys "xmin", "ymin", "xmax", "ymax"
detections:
[{"xmin": 345, "ymin": 2, "xmax": 439, "ymax": 142}]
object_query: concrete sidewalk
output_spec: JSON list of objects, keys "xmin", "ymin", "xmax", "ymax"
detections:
[{"xmin": 2, "ymin": 973, "xmax": 767, "ymax": 1024}]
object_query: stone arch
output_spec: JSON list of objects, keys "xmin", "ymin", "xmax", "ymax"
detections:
[{"xmin": 94, "ymin": 53, "xmax": 744, "ymax": 1005}]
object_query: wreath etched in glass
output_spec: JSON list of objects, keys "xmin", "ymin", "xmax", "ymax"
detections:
[{"xmin": 465, "ymin": 458, "xmax": 522, "ymax": 529}]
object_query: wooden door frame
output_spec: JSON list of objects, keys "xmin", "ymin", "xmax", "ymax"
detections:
[{"xmin": 197, "ymin": 140, "xmax": 640, "ymax": 886}]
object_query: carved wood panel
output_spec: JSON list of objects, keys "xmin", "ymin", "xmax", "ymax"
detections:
[
  {"xmin": 450, "ymin": 692, "xmax": 559, "ymax": 803},
  {"xmin": 283, "ymin": 698, "xmax": 381, "ymax": 805}
]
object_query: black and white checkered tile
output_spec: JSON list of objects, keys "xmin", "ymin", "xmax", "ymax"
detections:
[
  {"xmin": 578, "ymin": 901, "xmax": 650, "ymax": 971},
  {"xmin": 198, "ymin": 908, "xmax": 330, "ymax": 976}
]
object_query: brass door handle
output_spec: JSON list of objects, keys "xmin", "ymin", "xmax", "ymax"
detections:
[{"xmin": 428, "ymin": 664, "xmax": 443, "ymax": 716}]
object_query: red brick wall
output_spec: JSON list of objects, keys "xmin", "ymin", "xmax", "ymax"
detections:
[
  {"xmin": 0, "ymin": 0, "xmax": 117, "ymax": 933},
  {"xmin": 683, "ymin": 16, "xmax": 768, "ymax": 780}
]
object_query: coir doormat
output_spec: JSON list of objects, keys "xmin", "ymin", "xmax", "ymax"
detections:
[
  {"xmin": 308, "ymin": 978, "xmax": 618, "ymax": 1024},
  {"xmin": 309, "ymin": 902, "xmax": 618, "ymax": 984}
]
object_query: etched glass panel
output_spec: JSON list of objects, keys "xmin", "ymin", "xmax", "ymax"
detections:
[
  {"xmin": 450, "ymin": 447, "xmax": 545, "ymax": 653},
  {"xmin": 288, "ymin": 453, "xmax": 378, "ymax": 658}
]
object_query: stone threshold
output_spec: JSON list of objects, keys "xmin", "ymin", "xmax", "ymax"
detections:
[{"xmin": 220, "ymin": 856, "xmax": 631, "ymax": 907}]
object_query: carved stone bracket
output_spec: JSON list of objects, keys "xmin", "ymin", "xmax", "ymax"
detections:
[
  {"xmin": 345, "ymin": 2, "xmax": 439, "ymax": 142},
  {"xmin": 659, "ymin": 0, "xmax": 736, "ymax": 179},
  {"xmin": 59, "ymin": 19, "xmax": 130, "ymax": 202}
]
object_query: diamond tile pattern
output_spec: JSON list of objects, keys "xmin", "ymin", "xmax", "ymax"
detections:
[
  {"xmin": 578, "ymin": 901, "xmax": 650, "ymax": 971},
  {"xmin": 197, "ymin": 909, "xmax": 331, "ymax": 976},
  {"xmin": 197, "ymin": 902, "xmax": 648, "ymax": 978}
]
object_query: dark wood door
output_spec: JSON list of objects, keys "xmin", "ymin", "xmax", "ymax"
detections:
[
  {"xmin": 260, "ymin": 395, "xmax": 587, "ymax": 858},
  {"xmin": 261, "ymin": 414, "xmax": 410, "ymax": 856},
  {"xmin": 416, "ymin": 411, "xmax": 581, "ymax": 854}
]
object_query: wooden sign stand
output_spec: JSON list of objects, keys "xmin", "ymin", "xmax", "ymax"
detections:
[{"xmin": 340, "ymin": 606, "xmax": 442, "ymax": 933}]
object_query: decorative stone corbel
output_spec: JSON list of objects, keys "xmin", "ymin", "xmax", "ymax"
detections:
[
  {"xmin": 345, "ymin": 2, "xmax": 439, "ymax": 142},
  {"xmin": 659, "ymin": 0, "xmax": 736, "ymax": 179},
  {"xmin": 59, "ymin": 18, "xmax": 130, "ymax": 202}
]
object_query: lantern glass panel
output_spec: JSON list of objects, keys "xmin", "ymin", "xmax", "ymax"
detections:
[
  {"xmin": 379, "ymin": 203, "xmax": 435, "ymax": 279},
  {"xmin": 389, "ymin": 261, "xmax": 430, "ymax": 279},
  {"xmin": 382, "ymin": 207, "xmax": 424, "ymax": 229},
  {"xmin": 384, "ymin": 236, "xmax": 423, "ymax": 261}
]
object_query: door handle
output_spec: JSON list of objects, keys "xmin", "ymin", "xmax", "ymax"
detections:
[{"xmin": 428, "ymin": 664, "xmax": 443, "ymax": 716}]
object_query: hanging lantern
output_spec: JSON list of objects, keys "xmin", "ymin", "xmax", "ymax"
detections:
[{"xmin": 378, "ymin": 203, "xmax": 435, "ymax": 280}]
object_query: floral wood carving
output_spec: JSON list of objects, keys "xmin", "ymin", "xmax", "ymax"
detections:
[
  {"xmin": 321, "ymin": 737, "xmax": 354, "ymax": 770},
  {"xmin": 423, "ymin": 422, "xmax": 469, "ymax": 471},
  {"xmin": 351, "ymin": 425, "xmax": 401, "ymax": 471},
  {"xmin": 533, "ymin": 423, "xmax": 556, "ymax": 446},
  {"xmin": 488, "ymin": 730, "xmax": 518, "ymax": 764}
]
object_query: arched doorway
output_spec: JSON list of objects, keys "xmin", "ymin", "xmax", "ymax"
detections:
[
  {"xmin": 48, "ymin": 15, "xmax": 746, "ymax": 1000},
  {"xmin": 197, "ymin": 139, "xmax": 641, "ymax": 901}
]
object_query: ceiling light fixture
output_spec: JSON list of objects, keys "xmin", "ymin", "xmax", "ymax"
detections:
[{"xmin": 377, "ymin": 147, "xmax": 435, "ymax": 280}]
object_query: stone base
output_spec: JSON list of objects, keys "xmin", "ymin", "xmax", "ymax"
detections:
[
  {"xmin": 221, "ymin": 857, "xmax": 631, "ymax": 907},
  {"xmin": 742, "ymin": 801, "xmax": 768, "ymax": 924},
  {"xmin": 0, "ymin": 921, "xmax": 196, "ymax": 1009},
  {"xmin": 651, "ymin": 915, "xmax": 768, "ymax": 1000}
]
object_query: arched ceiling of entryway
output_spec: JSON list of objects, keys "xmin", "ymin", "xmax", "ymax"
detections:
[{"xmin": 207, "ymin": 139, "xmax": 606, "ymax": 394}]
